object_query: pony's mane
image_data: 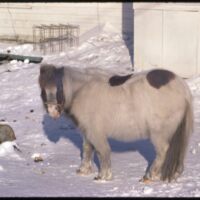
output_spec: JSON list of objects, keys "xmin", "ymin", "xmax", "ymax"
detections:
[{"xmin": 39, "ymin": 63, "xmax": 146, "ymax": 88}]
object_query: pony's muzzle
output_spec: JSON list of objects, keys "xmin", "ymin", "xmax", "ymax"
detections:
[{"xmin": 47, "ymin": 104, "xmax": 61, "ymax": 119}]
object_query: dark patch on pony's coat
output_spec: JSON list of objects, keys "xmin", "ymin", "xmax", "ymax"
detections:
[
  {"xmin": 146, "ymin": 69, "xmax": 175, "ymax": 89},
  {"xmin": 109, "ymin": 74, "xmax": 133, "ymax": 86}
]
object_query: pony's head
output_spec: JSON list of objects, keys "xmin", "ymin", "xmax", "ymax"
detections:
[{"xmin": 39, "ymin": 64, "xmax": 65, "ymax": 119}]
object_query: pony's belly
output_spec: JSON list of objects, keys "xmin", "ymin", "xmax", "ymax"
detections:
[{"xmin": 108, "ymin": 126, "xmax": 148, "ymax": 142}]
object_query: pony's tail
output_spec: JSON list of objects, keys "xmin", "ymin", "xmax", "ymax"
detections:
[{"xmin": 161, "ymin": 99, "xmax": 193, "ymax": 182}]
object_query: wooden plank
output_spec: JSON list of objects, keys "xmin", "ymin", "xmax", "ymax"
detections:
[{"xmin": 0, "ymin": 53, "xmax": 43, "ymax": 63}]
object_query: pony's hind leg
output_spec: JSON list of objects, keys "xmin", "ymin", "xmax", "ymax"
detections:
[
  {"xmin": 143, "ymin": 136, "xmax": 169, "ymax": 182},
  {"xmin": 76, "ymin": 136, "xmax": 94, "ymax": 175}
]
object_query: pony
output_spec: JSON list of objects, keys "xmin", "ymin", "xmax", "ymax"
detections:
[{"xmin": 38, "ymin": 63, "xmax": 193, "ymax": 182}]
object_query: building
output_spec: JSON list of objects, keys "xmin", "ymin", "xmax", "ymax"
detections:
[
  {"xmin": 1, "ymin": 2, "xmax": 200, "ymax": 77},
  {"xmin": 134, "ymin": 3, "xmax": 200, "ymax": 78},
  {"xmin": 0, "ymin": 2, "xmax": 133, "ymax": 42}
]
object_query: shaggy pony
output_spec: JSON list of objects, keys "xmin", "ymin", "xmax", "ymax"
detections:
[{"xmin": 39, "ymin": 64, "xmax": 193, "ymax": 182}]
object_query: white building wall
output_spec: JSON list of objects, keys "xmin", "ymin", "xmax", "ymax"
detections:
[{"xmin": 134, "ymin": 3, "xmax": 200, "ymax": 78}]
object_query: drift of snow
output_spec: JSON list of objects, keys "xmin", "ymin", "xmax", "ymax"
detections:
[
  {"xmin": 0, "ymin": 23, "xmax": 200, "ymax": 197},
  {"xmin": 0, "ymin": 165, "xmax": 4, "ymax": 171},
  {"xmin": 3, "ymin": 44, "xmax": 34, "ymax": 56},
  {"xmin": 0, "ymin": 141, "xmax": 22, "ymax": 160},
  {"xmin": 0, "ymin": 141, "xmax": 16, "ymax": 156},
  {"xmin": 142, "ymin": 186, "xmax": 153, "ymax": 195}
]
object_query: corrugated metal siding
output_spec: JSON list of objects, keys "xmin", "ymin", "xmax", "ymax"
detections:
[{"xmin": 0, "ymin": 3, "xmax": 133, "ymax": 42}]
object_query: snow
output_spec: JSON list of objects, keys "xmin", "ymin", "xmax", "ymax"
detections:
[
  {"xmin": 0, "ymin": 165, "xmax": 4, "ymax": 171},
  {"xmin": 24, "ymin": 59, "xmax": 30, "ymax": 64},
  {"xmin": 142, "ymin": 186, "xmax": 153, "ymax": 195},
  {"xmin": 0, "ymin": 141, "xmax": 18, "ymax": 157},
  {"xmin": 0, "ymin": 24, "xmax": 200, "ymax": 197},
  {"xmin": 1, "ymin": 44, "xmax": 34, "ymax": 56}
]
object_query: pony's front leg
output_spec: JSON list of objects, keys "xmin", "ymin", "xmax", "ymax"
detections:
[
  {"xmin": 76, "ymin": 136, "xmax": 94, "ymax": 176},
  {"xmin": 93, "ymin": 139, "xmax": 112, "ymax": 181}
]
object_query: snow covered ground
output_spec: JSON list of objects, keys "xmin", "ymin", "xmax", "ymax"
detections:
[{"xmin": 0, "ymin": 24, "xmax": 200, "ymax": 197}]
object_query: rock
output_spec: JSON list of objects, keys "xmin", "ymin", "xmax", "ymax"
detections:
[
  {"xmin": 0, "ymin": 124, "xmax": 16, "ymax": 144},
  {"xmin": 31, "ymin": 153, "xmax": 44, "ymax": 162}
]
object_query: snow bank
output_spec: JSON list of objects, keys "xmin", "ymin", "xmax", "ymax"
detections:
[
  {"xmin": 1, "ymin": 44, "xmax": 33, "ymax": 56},
  {"xmin": 1, "ymin": 24, "xmax": 200, "ymax": 197},
  {"xmin": 0, "ymin": 141, "xmax": 19, "ymax": 157}
]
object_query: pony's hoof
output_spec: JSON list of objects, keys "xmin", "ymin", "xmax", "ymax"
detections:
[
  {"xmin": 93, "ymin": 174, "xmax": 112, "ymax": 182},
  {"xmin": 94, "ymin": 175, "xmax": 102, "ymax": 181},
  {"xmin": 76, "ymin": 167, "xmax": 93, "ymax": 176},
  {"xmin": 139, "ymin": 176, "xmax": 152, "ymax": 184},
  {"xmin": 93, "ymin": 176, "xmax": 108, "ymax": 182}
]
